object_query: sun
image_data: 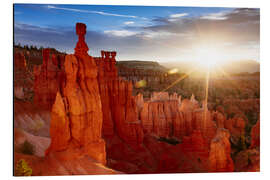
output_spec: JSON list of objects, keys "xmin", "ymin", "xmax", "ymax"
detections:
[{"xmin": 193, "ymin": 46, "xmax": 224, "ymax": 71}]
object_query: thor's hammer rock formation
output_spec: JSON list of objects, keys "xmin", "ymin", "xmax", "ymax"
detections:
[{"xmin": 46, "ymin": 23, "xmax": 106, "ymax": 165}]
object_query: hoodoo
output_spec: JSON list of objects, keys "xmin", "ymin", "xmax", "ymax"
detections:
[
  {"xmin": 94, "ymin": 50, "xmax": 144, "ymax": 145},
  {"xmin": 46, "ymin": 23, "xmax": 106, "ymax": 165}
]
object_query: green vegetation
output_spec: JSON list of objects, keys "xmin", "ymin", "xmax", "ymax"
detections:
[{"xmin": 15, "ymin": 159, "xmax": 32, "ymax": 176}]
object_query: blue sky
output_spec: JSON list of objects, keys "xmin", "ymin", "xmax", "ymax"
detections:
[{"xmin": 14, "ymin": 4, "xmax": 260, "ymax": 62}]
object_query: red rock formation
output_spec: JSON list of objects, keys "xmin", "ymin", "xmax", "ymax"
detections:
[
  {"xmin": 94, "ymin": 51, "xmax": 117, "ymax": 137},
  {"xmin": 174, "ymin": 130, "xmax": 210, "ymax": 172},
  {"xmin": 14, "ymin": 52, "xmax": 33, "ymax": 100},
  {"xmin": 46, "ymin": 23, "xmax": 106, "ymax": 165},
  {"xmin": 234, "ymin": 149, "xmax": 260, "ymax": 172},
  {"xmin": 14, "ymin": 52, "xmax": 27, "ymax": 70},
  {"xmin": 140, "ymin": 99, "xmax": 183, "ymax": 138},
  {"xmin": 192, "ymin": 108, "xmax": 217, "ymax": 143},
  {"xmin": 213, "ymin": 111, "xmax": 226, "ymax": 128},
  {"xmin": 135, "ymin": 93, "xmax": 144, "ymax": 112},
  {"xmin": 33, "ymin": 49, "xmax": 65, "ymax": 110},
  {"xmin": 94, "ymin": 51, "xmax": 144, "ymax": 146},
  {"xmin": 209, "ymin": 128, "xmax": 234, "ymax": 172},
  {"xmin": 180, "ymin": 130, "xmax": 208, "ymax": 157},
  {"xmin": 224, "ymin": 115, "xmax": 246, "ymax": 139},
  {"xmin": 250, "ymin": 117, "xmax": 260, "ymax": 149},
  {"xmin": 139, "ymin": 93, "xmax": 216, "ymax": 144}
]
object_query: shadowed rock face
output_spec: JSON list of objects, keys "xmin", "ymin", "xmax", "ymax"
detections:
[
  {"xmin": 33, "ymin": 49, "xmax": 65, "ymax": 110},
  {"xmin": 14, "ymin": 52, "xmax": 33, "ymax": 100},
  {"xmin": 250, "ymin": 117, "xmax": 260, "ymax": 149},
  {"xmin": 46, "ymin": 23, "xmax": 106, "ymax": 165},
  {"xmin": 234, "ymin": 149, "xmax": 260, "ymax": 172}
]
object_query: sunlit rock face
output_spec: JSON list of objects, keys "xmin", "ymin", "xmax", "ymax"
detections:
[
  {"xmin": 46, "ymin": 23, "xmax": 106, "ymax": 165},
  {"xmin": 139, "ymin": 99, "xmax": 183, "ymax": 138},
  {"xmin": 138, "ymin": 93, "xmax": 216, "ymax": 144},
  {"xmin": 208, "ymin": 128, "xmax": 234, "ymax": 172},
  {"xmin": 94, "ymin": 51, "xmax": 144, "ymax": 146},
  {"xmin": 33, "ymin": 48, "xmax": 65, "ymax": 110}
]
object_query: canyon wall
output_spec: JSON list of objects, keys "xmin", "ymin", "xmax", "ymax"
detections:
[
  {"xmin": 33, "ymin": 49, "xmax": 65, "ymax": 110},
  {"xmin": 14, "ymin": 52, "xmax": 33, "ymax": 100}
]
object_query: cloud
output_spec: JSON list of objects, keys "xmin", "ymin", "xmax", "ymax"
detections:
[
  {"xmin": 104, "ymin": 30, "xmax": 139, "ymax": 37},
  {"xmin": 14, "ymin": 8, "xmax": 260, "ymax": 62},
  {"xmin": 170, "ymin": 13, "xmax": 188, "ymax": 18},
  {"xmin": 124, "ymin": 21, "xmax": 135, "ymax": 25},
  {"xmin": 15, "ymin": 22, "xmax": 63, "ymax": 34},
  {"xmin": 46, "ymin": 5, "xmax": 147, "ymax": 20},
  {"xmin": 200, "ymin": 12, "xmax": 228, "ymax": 20},
  {"xmin": 143, "ymin": 8, "xmax": 259, "ymax": 42}
]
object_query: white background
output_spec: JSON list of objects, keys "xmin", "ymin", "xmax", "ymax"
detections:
[{"xmin": 1, "ymin": 0, "xmax": 269, "ymax": 179}]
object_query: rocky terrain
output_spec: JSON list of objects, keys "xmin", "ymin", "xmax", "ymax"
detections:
[{"xmin": 13, "ymin": 23, "xmax": 260, "ymax": 176}]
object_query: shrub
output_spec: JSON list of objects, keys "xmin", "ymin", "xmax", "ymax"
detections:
[
  {"xmin": 15, "ymin": 159, "xmax": 32, "ymax": 176},
  {"xmin": 19, "ymin": 140, "xmax": 35, "ymax": 155}
]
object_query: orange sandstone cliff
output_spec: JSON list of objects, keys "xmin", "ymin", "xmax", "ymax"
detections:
[{"xmin": 33, "ymin": 49, "xmax": 65, "ymax": 110}]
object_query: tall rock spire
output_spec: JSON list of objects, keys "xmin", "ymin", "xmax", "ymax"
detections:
[
  {"xmin": 75, "ymin": 23, "xmax": 89, "ymax": 56},
  {"xmin": 46, "ymin": 23, "xmax": 106, "ymax": 165}
]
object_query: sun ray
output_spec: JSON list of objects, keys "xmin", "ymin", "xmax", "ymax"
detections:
[
  {"xmin": 215, "ymin": 66, "xmax": 244, "ymax": 92},
  {"xmin": 203, "ymin": 68, "xmax": 210, "ymax": 126},
  {"xmin": 161, "ymin": 67, "xmax": 198, "ymax": 92}
]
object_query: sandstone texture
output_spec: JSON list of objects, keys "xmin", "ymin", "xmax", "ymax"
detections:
[
  {"xmin": 94, "ymin": 51, "xmax": 144, "ymax": 146},
  {"xmin": 34, "ymin": 49, "xmax": 65, "ymax": 110},
  {"xmin": 209, "ymin": 128, "xmax": 234, "ymax": 172},
  {"xmin": 14, "ymin": 52, "xmax": 33, "ymax": 100}
]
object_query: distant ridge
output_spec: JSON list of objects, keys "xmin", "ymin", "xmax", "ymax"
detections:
[
  {"xmin": 117, "ymin": 60, "xmax": 168, "ymax": 72},
  {"xmin": 160, "ymin": 59, "xmax": 260, "ymax": 74}
]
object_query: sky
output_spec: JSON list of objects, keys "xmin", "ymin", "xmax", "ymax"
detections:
[{"xmin": 14, "ymin": 4, "xmax": 260, "ymax": 62}]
